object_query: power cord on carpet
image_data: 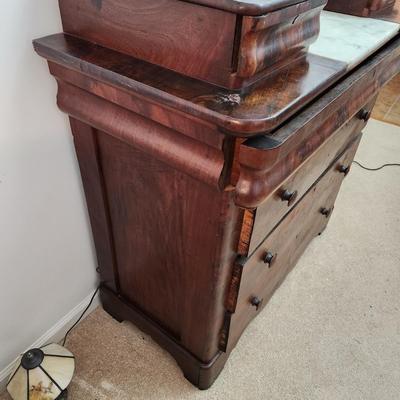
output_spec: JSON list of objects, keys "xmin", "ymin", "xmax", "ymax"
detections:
[
  {"xmin": 353, "ymin": 160, "xmax": 400, "ymax": 171},
  {"xmin": 62, "ymin": 286, "xmax": 100, "ymax": 346}
]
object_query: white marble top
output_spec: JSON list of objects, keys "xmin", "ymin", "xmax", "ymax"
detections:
[{"xmin": 310, "ymin": 11, "xmax": 400, "ymax": 68}]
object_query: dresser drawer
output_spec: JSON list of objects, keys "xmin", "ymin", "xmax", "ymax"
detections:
[
  {"xmin": 238, "ymin": 103, "xmax": 373, "ymax": 257},
  {"xmin": 58, "ymin": 0, "xmax": 326, "ymax": 89},
  {"xmin": 325, "ymin": 0, "xmax": 395, "ymax": 16},
  {"xmin": 223, "ymin": 135, "xmax": 361, "ymax": 351}
]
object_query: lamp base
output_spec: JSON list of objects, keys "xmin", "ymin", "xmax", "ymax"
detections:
[{"xmin": 57, "ymin": 389, "xmax": 68, "ymax": 399}]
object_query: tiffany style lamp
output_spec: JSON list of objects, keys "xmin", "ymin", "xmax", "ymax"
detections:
[{"xmin": 7, "ymin": 344, "xmax": 75, "ymax": 400}]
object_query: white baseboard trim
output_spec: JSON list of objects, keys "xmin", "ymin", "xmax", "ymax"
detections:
[{"xmin": 0, "ymin": 289, "xmax": 100, "ymax": 393}]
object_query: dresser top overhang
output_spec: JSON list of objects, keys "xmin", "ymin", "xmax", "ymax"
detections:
[{"xmin": 34, "ymin": 11, "xmax": 400, "ymax": 139}]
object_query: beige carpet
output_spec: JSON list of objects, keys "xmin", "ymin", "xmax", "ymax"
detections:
[{"xmin": 2, "ymin": 119, "xmax": 399, "ymax": 400}]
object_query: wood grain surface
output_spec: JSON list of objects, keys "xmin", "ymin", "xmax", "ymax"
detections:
[
  {"xmin": 183, "ymin": 0, "xmax": 324, "ymax": 15},
  {"xmin": 238, "ymin": 103, "xmax": 373, "ymax": 255},
  {"xmin": 237, "ymin": 2, "xmax": 325, "ymax": 77},
  {"xmin": 59, "ymin": 0, "xmax": 237, "ymax": 88},
  {"xmin": 32, "ymin": 8, "xmax": 400, "ymax": 388},
  {"xmin": 33, "ymin": 33, "xmax": 349, "ymax": 135},
  {"xmin": 59, "ymin": 0, "xmax": 327, "ymax": 88},
  {"xmin": 325, "ymin": 0, "xmax": 396, "ymax": 17},
  {"xmin": 224, "ymin": 136, "xmax": 362, "ymax": 351}
]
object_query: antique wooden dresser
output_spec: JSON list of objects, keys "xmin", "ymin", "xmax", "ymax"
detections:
[{"xmin": 34, "ymin": 0, "xmax": 400, "ymax": 389}]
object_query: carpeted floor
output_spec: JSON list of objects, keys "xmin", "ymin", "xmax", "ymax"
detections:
[{"xmin": 2, "ymin": 119, "xmax": 399, "ymax": 400}]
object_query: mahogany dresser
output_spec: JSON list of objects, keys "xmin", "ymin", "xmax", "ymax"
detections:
[{"xmin": 34, "ymin": 0, "xmax": 400, "ymax": 389}]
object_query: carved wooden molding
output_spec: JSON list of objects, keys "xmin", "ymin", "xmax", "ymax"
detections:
[{"xmin": 56, "ymin": 80, "xmax": 226, "ymax": 188}]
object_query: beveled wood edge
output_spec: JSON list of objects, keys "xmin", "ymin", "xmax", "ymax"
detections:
[
  {"xmin": 101, "ymin": 286, "xmax": 229, "ymax": 390},
  {"xmin": 243, "ymin": 34, "xmax": 400, "ymax": 151},
  {"xmin": 33, "ymin": 32, "xmax": 400, "ymax": 136},
  {"xmin": 32, "ymin": 33, "xmax": 346, "ymax": 136},
  {"xmin": 233, "ymin": 37, "xmax": 400, "ymax": 206},
  {"xmin": 183, "ymin": 0, "xmax": 326, "ymax": 15},
  {"xmin": 235, "ymin": 104, "xmax": 370, "ymax": 209}
]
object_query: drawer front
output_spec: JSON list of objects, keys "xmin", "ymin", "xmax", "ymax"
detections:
[
  {"xmin": 237, "ymin": 2, "xmax": 325, "ymax": 78},
  {"xmin": 239, "ymin": 103, "xmax": 373, "ymax": 257},
  {"xmin": 224, "ymin": 136, "xmax": 361, "ymax": 351},
  {"xmin": 325, "ymin": 0, "xmax": 395, "ymax": 16}
]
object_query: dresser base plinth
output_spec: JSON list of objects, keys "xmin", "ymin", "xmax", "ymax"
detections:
[{"xmin": 100, "ymin": 286, "xmax": 229, "ymax": 390}]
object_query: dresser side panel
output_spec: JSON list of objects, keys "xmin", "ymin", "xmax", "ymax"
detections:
[{"xmin": 96, "ymin": 130, "xmax": 239, "ymax": 361}]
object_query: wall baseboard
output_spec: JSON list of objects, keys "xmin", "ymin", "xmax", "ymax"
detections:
[{"xmin": 0, "ymin": 289, "xmax": 100, "ymax": 393}]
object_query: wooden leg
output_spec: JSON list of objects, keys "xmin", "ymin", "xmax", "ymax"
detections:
[{"xmin": 100, "ymin": 286, "xmax": 229, "ymax": 390}]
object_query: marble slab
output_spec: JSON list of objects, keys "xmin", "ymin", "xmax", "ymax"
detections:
[{"xmin": 310, "ymin": 11, "xmax": 400, "ymax": 69}]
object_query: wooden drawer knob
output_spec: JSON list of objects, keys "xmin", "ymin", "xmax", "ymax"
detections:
[
  {"xmin": 250, "ymin": 296, "xmax": 263, "ymax": 311},
  {"xmin": 338, "ymin": 164, "xmax": 351, "ymax": 176},
  {"xmin": 263, "ymin": 251, "xmax": 276, "ymax": 267},
  {"xmin": 280, "ymin": 189, "xmax": 298, "ymax": 206},
  {"xmin": 358, "ymin": 108, "xmax": 371, "ymax": 122},
  {"xmin": 320, "ymin": 207, "xmax": 333, "ymax": 218}
]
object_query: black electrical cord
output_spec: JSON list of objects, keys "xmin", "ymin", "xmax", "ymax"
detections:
[
  {"xmin": 352, "ymin": 160, "xmax": 400, "ymax": 171},
  {"xmin": 62, "ymin": 286, "xmax": 100, "ymax": 346}
]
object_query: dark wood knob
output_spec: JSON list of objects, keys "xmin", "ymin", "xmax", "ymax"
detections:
[
  {"xmin": 358, "ymin": 108, "xmax": 371, "ymax": 122},
  {"xmin": 338, "ymin": 164, "xmax": 351, "ymax": 176},
  {"xmin": 320, "ymin": 207, "xmax": 332, "ymax": 218},
  {"xmin": 281, "ymin": 189, "xmax": 298, "ymax": 206},
  {"xmin": 250, "ymin": 296, "xmax": 263, "ymax": 311},
  {"xmin": 263, "ymin": 251, "xmax": 276, "ymax": 267}
]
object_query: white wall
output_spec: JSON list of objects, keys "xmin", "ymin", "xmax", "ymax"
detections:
[{"xmin": 0, "ymin": 0, "xmax": 98, "ymax": 378}]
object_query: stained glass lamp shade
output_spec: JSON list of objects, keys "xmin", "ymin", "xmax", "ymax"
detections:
[{"xmin": 7, "ymin": 344, "xmax": 75, "ymax": 400}]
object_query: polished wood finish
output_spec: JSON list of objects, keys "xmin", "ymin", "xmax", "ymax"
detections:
[
  {"xmin": 33, "ymin": 33, "xmax": 348, "ymax": 135},
  {"xmin": 378, "ymin": 1, "xmax": 400, "ymax": 23},
  {"xmin": 238, "ymin": 99, "xmax": 376, "ymax": 256},
  {"xmin": 325, "ymin": 0, "xmax": 396, "ymax": 17},
  {"xmin": 185, "ymin": 0, "xmax": 325, "ymax": 15},
  {"xmin": 33, "ymin": 33, "xmax": 400, "ymax": 136},
  {"xmin": 58, "ymin": 0, "xmax": 327, "ymax": 89},
  {"xmin": 70, "ymin": 119, "xmax": 119, "ymax": 292},
  {"xmin": 59, "ymin": 0, "xmax": 237, "ymax": 88},
  {"xmin": 224, "ymin": 135, "xmax": 362, "ymax": 351},
  {"xmin": 33, "ymin": 3, "xmax": 400, "ymax": 389},
  {"xmin": 234, "ymin": 39, "xmax": 400, "ymax": 207},
  {"xmin": 101, "ymin": 286, "xmax": 230, "ymax": 389},
  {"xmin": 235, "ymin": 1, "xmax": 326, "ymax": 81}
]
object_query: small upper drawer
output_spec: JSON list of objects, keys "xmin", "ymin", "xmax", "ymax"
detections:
[
  {"xmin": 224, "ymin": 135, "xmax": 361, "ymax": 351},
  {"xmin": 325, "ymin": 0, "xmax": 396, "ymax": 16},
  {"xmin": 238, "ymin": 103, "xmax": 373, "ymax": 257},
  {"xmin": 58, "ymin": 0, "xmax": 326, "ymax": 89}
]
